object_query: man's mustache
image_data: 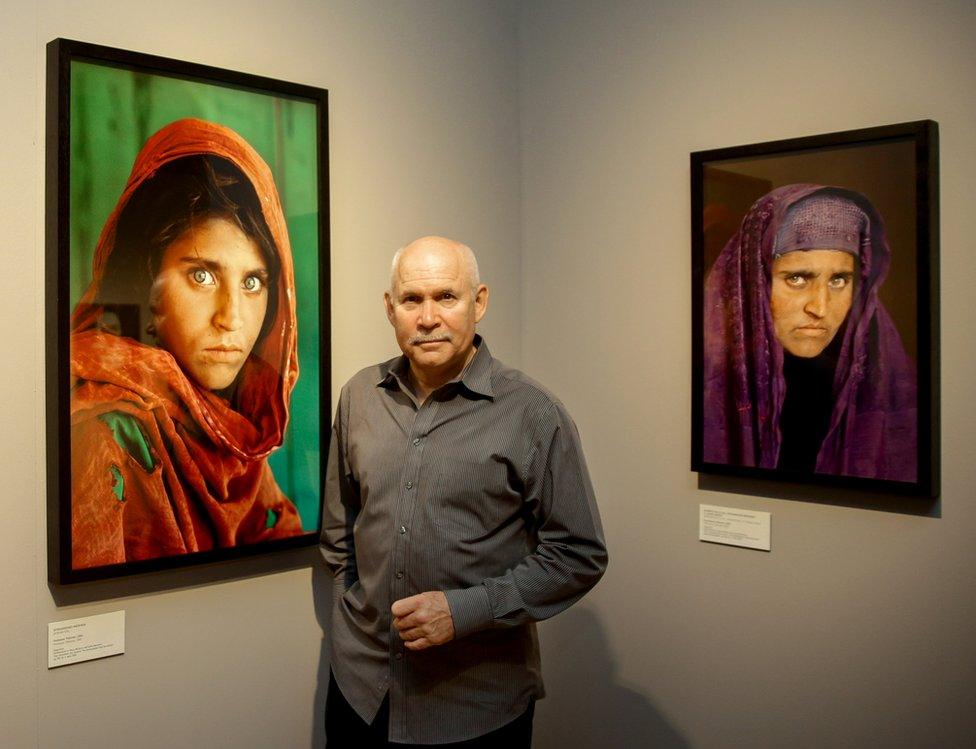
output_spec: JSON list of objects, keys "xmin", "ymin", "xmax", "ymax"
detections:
[{"xmin": 409, "ymin": 334, "xmax": 452, "ymax": 345}]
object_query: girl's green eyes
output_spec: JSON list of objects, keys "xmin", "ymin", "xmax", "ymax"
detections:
[{"xmin": 189, "ymin": 269, "xmax": 265, "ymax": 292}]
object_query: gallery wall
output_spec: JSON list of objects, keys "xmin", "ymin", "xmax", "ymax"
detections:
[
  {"xmin": 1, "ymin": 1, "xmax": 521, "ymax": 747},
  {"xmin": 3, "ymin": 1, "xmax": 975, "ymax": 747},
  {"xmin": 520, "ymin": 1, "xmax": 976, "ymax": 746}
]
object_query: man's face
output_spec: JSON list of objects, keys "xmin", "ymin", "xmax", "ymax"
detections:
[
  {"xmin": 384, "ymin": 239, "xmax": 488, "ymax": 386},
  {"xmin": 770, "ymin": 249, "xmax": 856, "ymax": 358},
  {"xmin": 151, "ymin": 216, "xmax": 269, "ymax": 391}
]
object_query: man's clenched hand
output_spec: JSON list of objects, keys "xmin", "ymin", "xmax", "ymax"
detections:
[{"xmin": 391, "ymin": 591, "xmax": 456, "ymax": 651}]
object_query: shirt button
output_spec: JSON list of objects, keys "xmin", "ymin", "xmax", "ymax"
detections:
[
  {"xmin": 395, "ymin": 652, "xmax": 403, "ymax": 660},
  {"xmin": 412, "ymin": 438, "xmax": 421, "ymax": 446},
  {"xmin": 406, "ymin": 481, "xmax": 414, "ymax": 490},
  {"xmin": 395, "ymin": 571, "xmax": 404, "ymax": 579},
  {"xmin": 399, "ymin": 525, "xmax": 407, "ymax": 534}
]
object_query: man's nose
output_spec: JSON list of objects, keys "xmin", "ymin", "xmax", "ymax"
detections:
[
  {"xmin": 803, "ymin": 284, "xmax": 828, "ymax": 318},
  {"xmin": 418, "ymin": 299, "xmax": 439, "ymax": 329},
  {"xmin": 213, "ymin": 287, "xmax": 244, "ymax": 331}
]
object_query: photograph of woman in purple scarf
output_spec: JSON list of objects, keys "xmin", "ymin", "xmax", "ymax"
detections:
[{"xmin": 702, "ymin": 184, "xmax": 917, "ymax": 482}]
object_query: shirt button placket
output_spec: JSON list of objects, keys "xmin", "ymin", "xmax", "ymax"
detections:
[
  {"xmin": 390, "ymin": 405, "xmax": 435, "ymax": 691},
  {"xmin": 390, "ymin": 403, "xmax": 438, "ymax": 735}
]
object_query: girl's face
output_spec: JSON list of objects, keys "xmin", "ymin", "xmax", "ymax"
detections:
[{"xmin": 150, "ymin": 216, "xmax": 269, "ymax": 391}]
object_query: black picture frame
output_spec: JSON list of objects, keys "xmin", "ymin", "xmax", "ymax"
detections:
[
  {"xmin": 691, "ymin": 121, "xmax": 939, "ymax": 497},
  {"xmin": 46, "ymin": 39, "xmax": 330, "ymax": 583}
]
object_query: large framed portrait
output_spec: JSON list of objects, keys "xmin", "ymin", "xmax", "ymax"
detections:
[
  {"xmin": 691, "ymin": 121, "xmax": 939, "ymax": 497},
  {"xmin": 46, "ymin": 39, "xmax": 329, "ymax": 583}
]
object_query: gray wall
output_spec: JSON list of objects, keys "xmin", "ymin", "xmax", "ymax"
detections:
[
  {"xmin": 3, "ymin": 1, "xmax": 975, "ymax": 747},
  {"xmin": 521, "ymin": 1, "xmax": 976, "ymax": 747}
]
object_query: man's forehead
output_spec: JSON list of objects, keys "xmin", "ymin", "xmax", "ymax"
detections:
[
  {"xmin": 395, "ymin": 247, "xmax": 465, "ymax": 285},
  {"xmin": 394, "ymin": 275, "xmax": 465, "ymax": 298}
]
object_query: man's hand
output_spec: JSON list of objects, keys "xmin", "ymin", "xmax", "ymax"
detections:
[{"xmin": 391, "ymin": 591, "xmax": 455, "ymax": 651}]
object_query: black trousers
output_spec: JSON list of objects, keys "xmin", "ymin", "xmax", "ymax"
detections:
[{"xmin": 325, "ymin": 671, "xmax": 534, "ymax": 748}]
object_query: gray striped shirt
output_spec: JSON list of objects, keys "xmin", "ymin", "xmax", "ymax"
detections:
[{"xmin": 320, "ymin": 337, "xmax": 607, "ymax": 743}]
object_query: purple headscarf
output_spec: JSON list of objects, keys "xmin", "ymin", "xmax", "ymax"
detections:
[{"xmin": 702, "ymin": 184, "xmax": 917, "ymax": 481}]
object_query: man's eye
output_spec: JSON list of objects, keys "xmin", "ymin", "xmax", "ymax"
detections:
[
  {"xmin": 191, "ymin": 269, "xmax": 215, "ymax": 286},
  {"xmin": 243, "ymin": 275, "xmax": 264, "ymax": 292},
  {"xmin": 785, "ymin": 275, "xmax": 806, "ymax": 288},
  {"xmin": 828, "ymin": 276, "xmax": 850, "ymax": 289}
]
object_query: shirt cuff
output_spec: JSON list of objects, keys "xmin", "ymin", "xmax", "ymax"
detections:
[{"xmin": 443, "ymin": 585, "xmax": 493, "ymax": 639}]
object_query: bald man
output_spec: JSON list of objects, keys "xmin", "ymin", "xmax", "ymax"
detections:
[{"xmin": 321, "ymin": 236, "xmax": 607, "ymax": 747}]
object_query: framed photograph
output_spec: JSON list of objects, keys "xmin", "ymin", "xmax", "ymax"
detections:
[
  {"xmin": 691, "ymin": 121, "xmax": 939, "ymax": 497},
  {"xmin": 46, "ymin": 39, "xmax": 329, "ymax": 583}
]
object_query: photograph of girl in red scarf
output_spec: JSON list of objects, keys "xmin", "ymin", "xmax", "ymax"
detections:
[{"xmin": 69, "ymin": 118, "xmax": 308, "ymax": 569}]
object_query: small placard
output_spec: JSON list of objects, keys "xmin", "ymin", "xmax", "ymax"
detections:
[
  {"xmin": 48, "ymin": 610, "xmax": 125, "ymax": 668},
  {"xmin": 699, "ymin": 504, "xmax": 771, "ymax": 551}
]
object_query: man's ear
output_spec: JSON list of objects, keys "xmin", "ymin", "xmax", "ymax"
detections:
[
  {"xmin": 473, "ymin": 284, "xmax": 489, "ymax": 323},
  {"xmin": 384, "ymin": 291, "xmax": 395, "ymax": 324}
]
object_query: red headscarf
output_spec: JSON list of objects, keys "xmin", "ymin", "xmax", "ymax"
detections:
[{"xmin": 70, "ymin": 118, "xmax": 303, "ymax": 569}]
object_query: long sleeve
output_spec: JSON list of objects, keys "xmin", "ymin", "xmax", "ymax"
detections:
[{"xmin": 443, "ymin": 400, "xmax": 608, "ymax": 638}]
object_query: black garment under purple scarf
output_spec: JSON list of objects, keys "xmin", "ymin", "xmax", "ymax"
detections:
[{"xmin": 702, "ymin": 184, "xmax": 917, "ymax": 481}]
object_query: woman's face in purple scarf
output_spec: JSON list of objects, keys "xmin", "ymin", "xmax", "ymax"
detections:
[{"xmin": 770, "ymin": 249, "xmax": 856, "ymax": 357}]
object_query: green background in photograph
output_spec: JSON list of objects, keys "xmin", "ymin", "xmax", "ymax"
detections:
[{"xmin": 69, "ymin": 60, "xmax": 323, "ymax": 531}]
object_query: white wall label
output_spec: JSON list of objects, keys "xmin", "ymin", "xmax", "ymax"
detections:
[
  {"xmin": 48, "ymin": 610, "xmax": 125, "ymax": 668},
  {"xmin": 699, "ymin": 504, "xmax": 771, "ymax": 551}
]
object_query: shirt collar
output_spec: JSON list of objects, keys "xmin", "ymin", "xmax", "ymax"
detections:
[
  {"xmin": 377, "ymin": 334, "xmax": 494, "ymax": 400},
  {"xmin": 458, "ymin": 335, "xmax": 494, "ymax": 399}
]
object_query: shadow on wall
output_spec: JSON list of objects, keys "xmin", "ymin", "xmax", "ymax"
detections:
[
  {"xmin": 310, "ymin": 561, "xmax": 334, "ymax": 748},
  {"xmin": 535, "ymin": 607, "xmax": 689, "ymax": 749}
]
